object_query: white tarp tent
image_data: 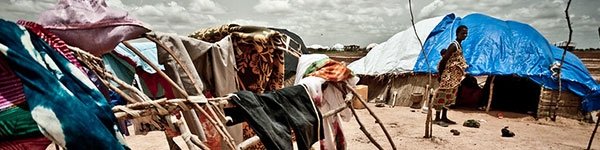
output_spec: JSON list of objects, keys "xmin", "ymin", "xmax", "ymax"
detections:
[
  {"xmin": 332, "ymin": 43, "xmax": 344, "ymax": 51},
  {"xmin": 348, "ymin": 16, "xmax": 444, "ymax": 75}
]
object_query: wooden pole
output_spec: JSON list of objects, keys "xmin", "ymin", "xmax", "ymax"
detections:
[
  {"xmin": 121, "ymin": 41, "xmax": 187, "ymax": 96},
  {"xmin": 174, "ymin": 119, "xmax": 210, "ymax": 150},
  {"xmin": 344, "ymin": 84, "xmax": 397, "ymax": 150},
  {"xmin": 486, "ymin": 76, "xmax": 496, "ymax": 112},
  {"xmin": 424, "ymin": 85, "xmax": 433, "ymax": 138},
  {"xmin": 237, "ymin": 136, "xmax": 261, "ymax": 150},
  {"xmin": 143, "ymin": 35, "xmax": 204, "ymax": 94},
  {"xmin": 537, "ymin": 86, "xmax": 545, "ymax": 119},
  {"xmin": 348, "ymin": 101, "xmax": 384, "ymax": 150},
  {"xmin": 587, "ymin": 22, "xmax": 600, "ymax": 150},
  {"xmin": 555, "ymin": 0, "xmax": 573, "ymax": 122},
  {"xmin": 122, "ymin": 41, "xmax": 236, "ymax": 149},
  {"xmin": 587, "ymin": 114, "xmax": 600, "ymax": 150}
]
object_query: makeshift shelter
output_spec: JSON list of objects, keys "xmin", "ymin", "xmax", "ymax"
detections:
[
  {"xmin": 0, "ymin": 0, "xmax": 397, "ymax": 148},
  {"xmin": 350, "ymin": 13, "xmax": 600, "ymax": 119},
  {"xmin": 348, "ymin": 15, "xmax": 445, "ymax": 106}
]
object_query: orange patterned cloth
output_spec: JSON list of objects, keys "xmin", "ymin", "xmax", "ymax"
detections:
[
  {"xmin": 308, "ymin": 60, "xmax": 352, "ymax": 82},
  {"xmin": 434, "ymin": 41, "xmax": 468, "ymax": 110}
]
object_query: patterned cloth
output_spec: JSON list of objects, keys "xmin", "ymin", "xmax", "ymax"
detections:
[
  {"xmin": 0, "ymin": 20, "xmax": 126, "ymax": 149},
  {"xmin": 305, "ymin": 59, "xmax": 353, "ymax": 82},
  {"xmin": 0, "ymin": 104, "xmax": 40, "ymax": 139},
  {"xmin": 189, "ymin": 24, "xmax": 236, "ymax": 43},
  {"xmin": 16, "ymin": 20, "xmax": 85, "ymax": 72},
  {"xmin": 190, "ymin": 25, "xmax": 286, "ymax": 150},
  {"xmin": 0, "ymin": 56, "xmax": 26, "ymax": 111},
  {"xmin": 434, "ymin": 41, "xmax": 468, "ymax": 110},
  {"xmin": 190, "ymin": 24, "xmax": 285, "ymax": 93}
]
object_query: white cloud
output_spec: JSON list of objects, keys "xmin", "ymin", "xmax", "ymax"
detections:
[
  {"xmin": 254, "ymin": 0, "xmax": 292, "ymax": 14},
  {"xmin": 229, "ymin": 19, "xmax": 270, "ymax": 26},
  {"xmin": 189, "ymin": 0, "xmax": 226, "ymax": 14},
  {"xmin": 0, "ymin": 0, "xmax": 55, "ymax": 21},
  {"xmin": 357, "ymin": 7, "xmax": 403, "ymax": 17},
  {"xmin": 418, "ymin": 0, "xmax": 444, "ymax": 19},
  {"xmin": 124, "ymin": 1, "xmax": 219, "ymax": 35},
  {"xmin": 105, "ymin": 0, "xmax": 129, "ymax": 10}
]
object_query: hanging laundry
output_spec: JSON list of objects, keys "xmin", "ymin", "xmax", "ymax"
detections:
[
  {"xmin": 303, "ymin": 58, "xmax": 353, "ymax": 82},
  {"xmin": 294, "ymin": 54, "xmax": 329, "ymax": 84},
  {"xmin": 190, "ymin": 24, "xmax": 285, "ymax": 93},
  {"xmin": 113, "ymin": 42, "xmax": 164, "ymax": 74},
  {"xmin": 295, "ymin": 54, "xmax": 358, "ymax": 150},
  {"xmin": 0, "ymin": 20, "xmax": 126, "ymax": 150},
  {"xmin": 148, "ymin": 32, "xmax": 239, "ymax": 97},
  {"xmin": 36, "ymin": 0, "xmax": 150, "ymax": 56},
  {"xmin": 226, "ymin": 85, "xmax": 324, "ymax": 150}
]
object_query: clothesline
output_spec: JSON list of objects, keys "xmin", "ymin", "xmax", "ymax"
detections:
[{"xmin": 70, "ymin": 27, "xmax": 393, "ymax": 149}]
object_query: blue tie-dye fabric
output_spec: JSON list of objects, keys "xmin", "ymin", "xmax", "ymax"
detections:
[{"xmin": 0, "ymin": 20, "xmax": 126, "ymax": 149}]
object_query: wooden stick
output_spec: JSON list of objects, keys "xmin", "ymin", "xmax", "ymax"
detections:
[
  {"xmin": 424, "ymin": 85, "xmax": 433, "ymax": 138},
  {"xmin": 205, "ymin": 103, "xmax": 237, "ymax": 145},
  {"xmin": 165, "ymin": 132, "xmax": 182, "ymax": 150},
  {"xmin": 537, "ymin": 86, "xmax": 545, "ymax": 119},
  {"xmin": 587, "ymin": 113, "xmax": 600, "ymax": 150},
  {"xmin": 237, "ymin": 135, "xmax": 261, "ymax": 150},
  {"xmin": 123, "ymin": 42, "xmax": 220, "ymax": 147},
  {"xmin": 345, "ymin": 84, "xmax": 397, "ymax": 150},
  {"xmin": 141, "ymin": 37, "xmax": 235, "ymax": 143},
  {"xmin": 71, "ymin": 48, "xmax": 146, "ymax": 103},
  {"xmin": 348, "ymin": 100, "xmax": 384, "ymax": 150},
  {"xmin": 174, "ymin": 119, "xmax": 210, "ymax": 150},
  {"xmin": 555, "ymin": 0, "xmax": 574, "ymax": 122},
  {"xmin": 193, "ymin": 105, "xmax": 236, "ymax": 149},
  {"xmin": 486, "ymin": 76, "xmax": 496, "ymax": 112},
  {"xmin": 121, "ymin": 41, "xmax": 188, "ymax": 97},
  {"xmin": 114, "ymin": 105, "xmax": 180, "ymax": 119},
  {"xmin": 144, "ymin": 35, "xmax": 204, "ymax": 94},
  {"xmin": 323, "ymin": 103, "xmax": 350, "ymax": 118},
  {"xmin": 93, "ymin": 69, "xmax": 150, "ymax": 102},
  {"xmin": 94, "ymin": 71, "xmax": 140, "ymax": 104}
]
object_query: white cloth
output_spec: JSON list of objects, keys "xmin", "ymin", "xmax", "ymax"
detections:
[
  {"xmin": 294, "ymin": 54, "xmax": 329, "ymax": 84},
  {"xmin": 295, "ymin": 54, "xmax": 360, "ymax": 150}
]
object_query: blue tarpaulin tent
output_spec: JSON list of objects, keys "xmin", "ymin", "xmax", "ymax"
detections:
[{"xmin": 413, "ymin": 13, "xmax": 600, "ymax": 112}]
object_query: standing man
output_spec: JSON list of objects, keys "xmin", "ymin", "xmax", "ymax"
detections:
[{"xmin": 434, "ymin": 25, "xmax": 469, "ymax": 127}]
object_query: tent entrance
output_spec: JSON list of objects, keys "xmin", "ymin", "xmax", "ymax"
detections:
[{"xmin": 485, "ymin": 75, "xmax": 541, "ymax": 114}]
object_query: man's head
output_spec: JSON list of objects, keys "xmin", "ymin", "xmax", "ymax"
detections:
[{"xmin": 456, "ymin": 25, "xmax": 468, "ymax": 42}]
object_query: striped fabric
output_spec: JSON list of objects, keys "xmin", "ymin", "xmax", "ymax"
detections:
[
  {"xmin": 16, "ymin": 20, "xmax": 85, "ymax": 72},
  {"xmin": 0, "ymin": 57, "xmax": 26, "ymax": 111},
  {"xmin": 0, "ymin": 20, "xmax": 126, "ymax": 150},
  {"xmin": 0, "ymin": 105, "xmax": 40, "ymax": 138},
  {"xmin": 0, "ymin": 136, "xmax": 51, "ymax": 150}
]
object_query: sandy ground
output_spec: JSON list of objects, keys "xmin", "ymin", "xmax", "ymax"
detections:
[{"xmin": 68, "ymin": 103, "xmax": 600, "ymax": 150}]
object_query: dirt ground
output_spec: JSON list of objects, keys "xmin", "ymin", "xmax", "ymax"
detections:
[{"xmin": 104, "ymin": 103, "xmax": 600, "ymax": 150}]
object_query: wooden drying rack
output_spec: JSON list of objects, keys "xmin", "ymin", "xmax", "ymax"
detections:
[{"xmin": 71, "ymin": 33, "xmax": 395, "ymax": 150}]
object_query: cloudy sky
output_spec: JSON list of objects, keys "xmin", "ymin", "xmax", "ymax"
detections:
[{"xmin": 1, "ymin": 0, "xmax": 599, "ymax": 48}]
